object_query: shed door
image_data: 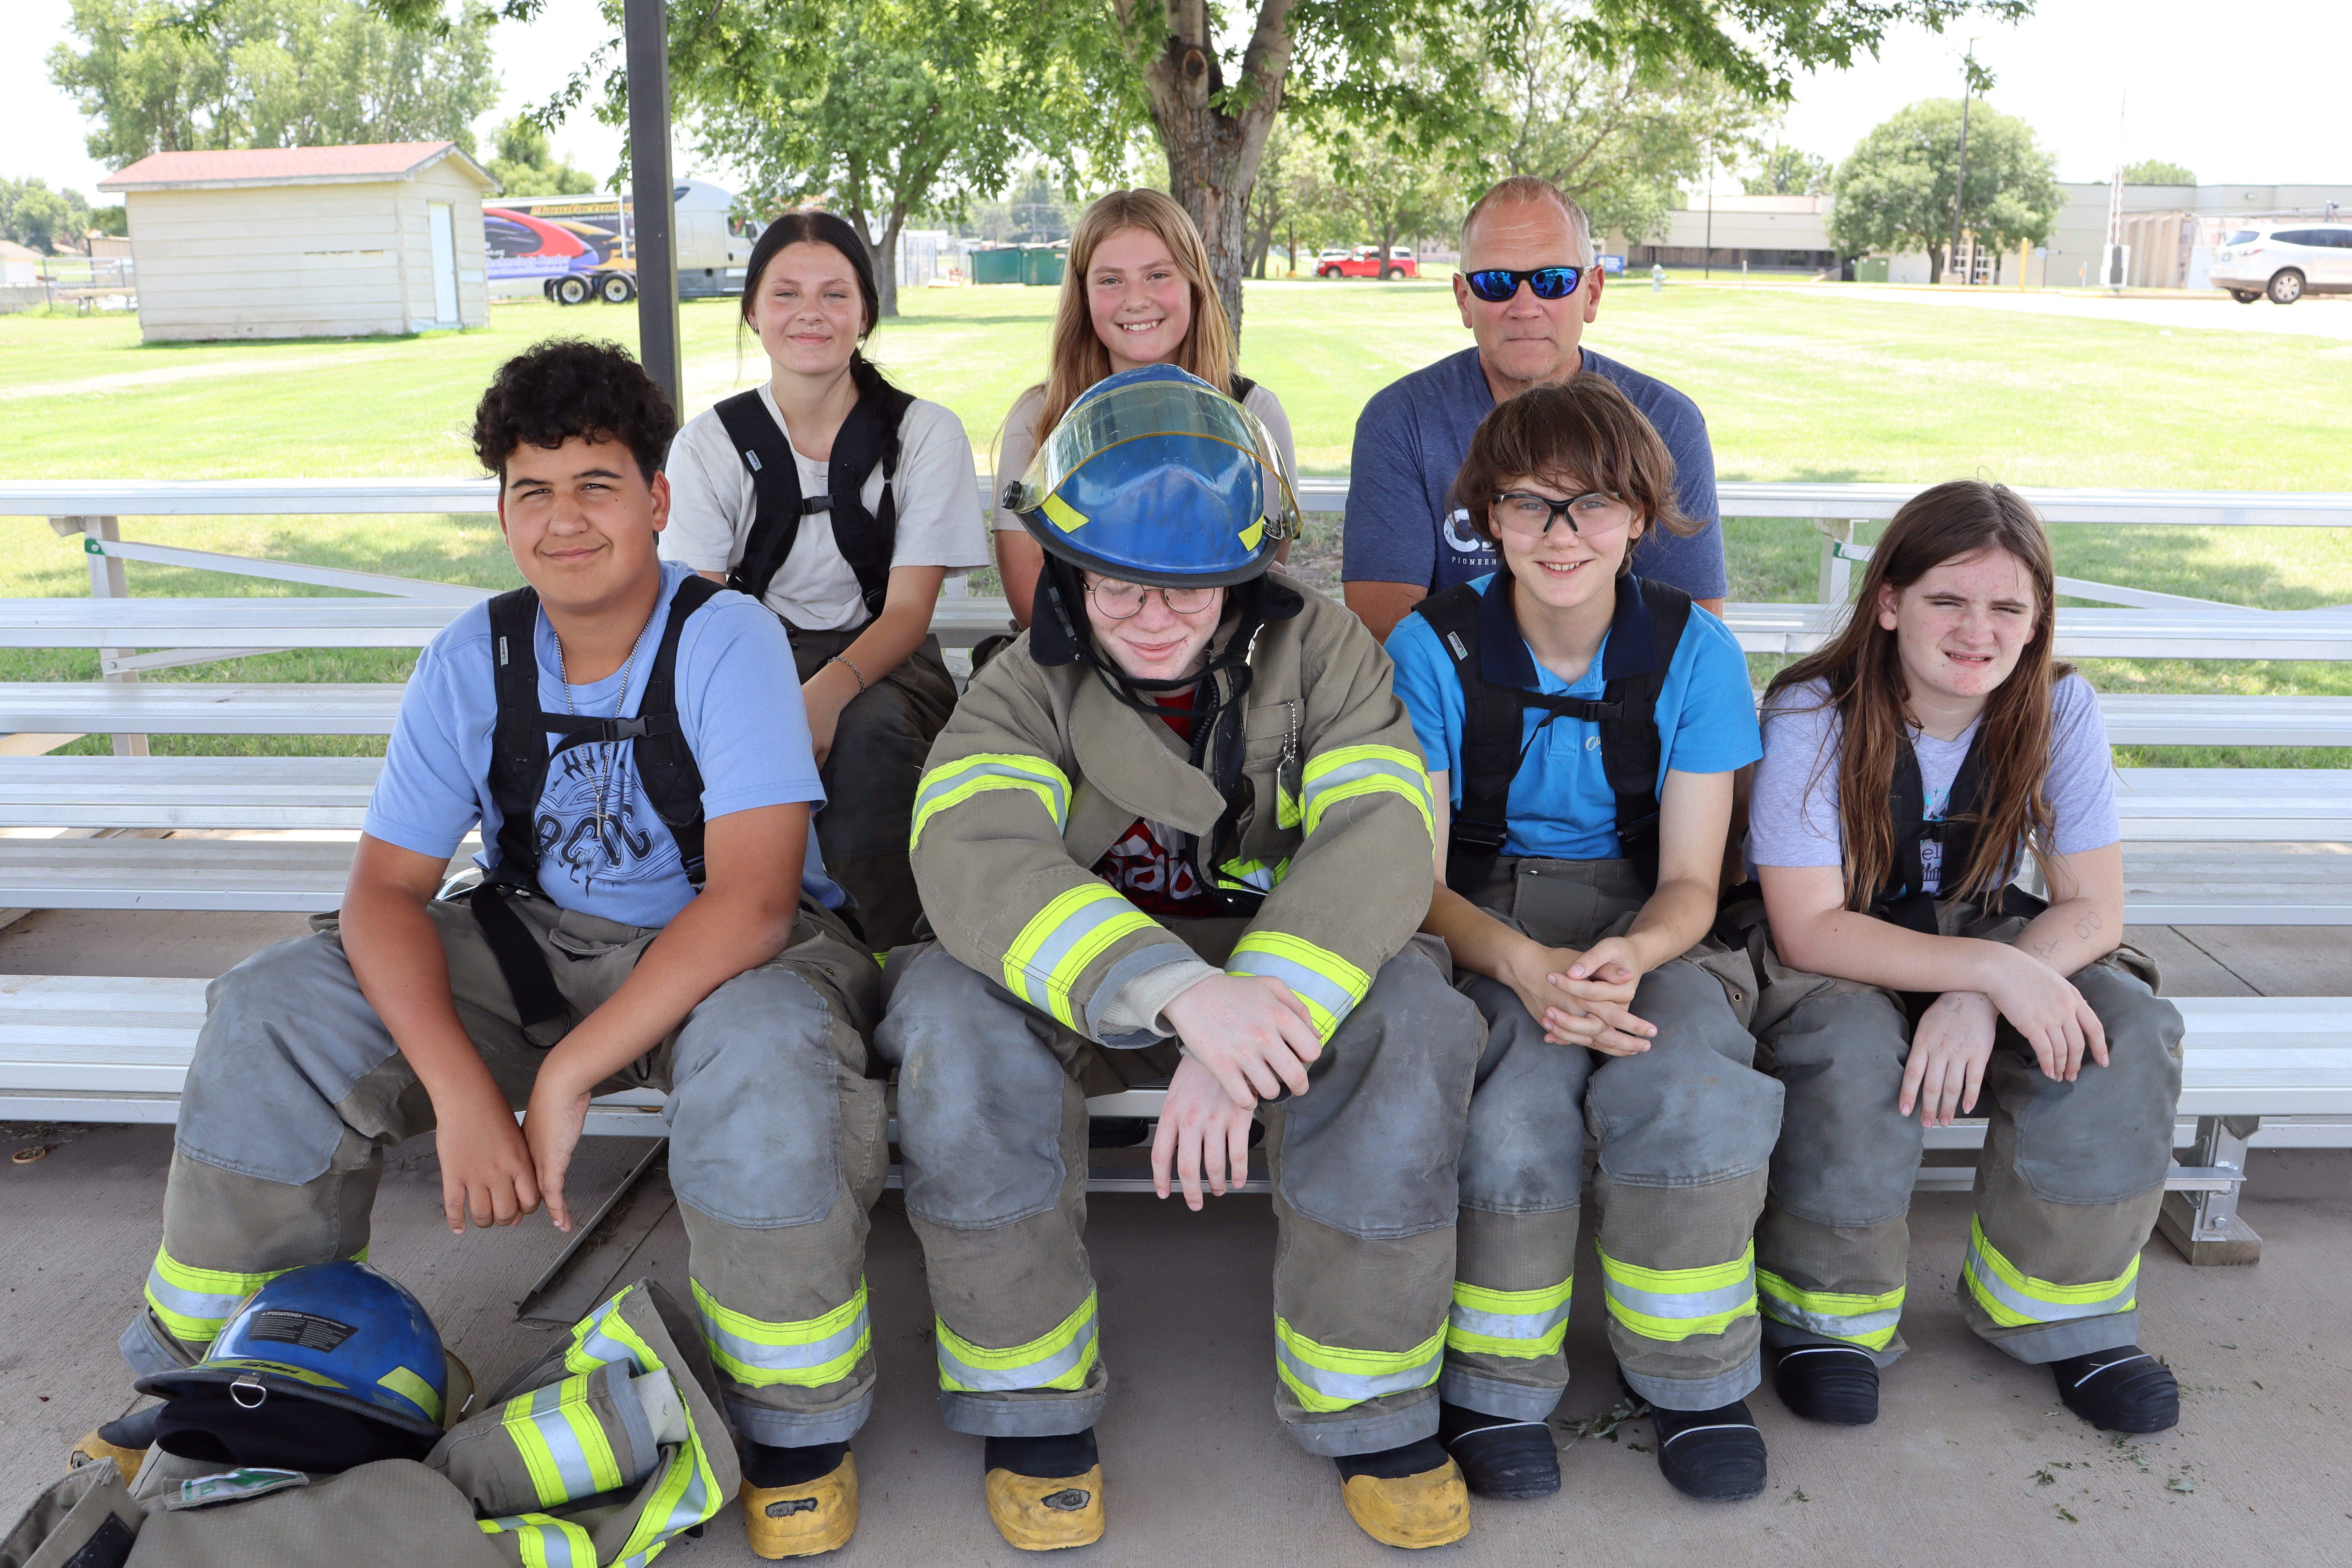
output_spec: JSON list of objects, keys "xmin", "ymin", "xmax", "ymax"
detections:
[{"xmin": 428, "ymin": 202, "xmax": 460, "ymax": 324}]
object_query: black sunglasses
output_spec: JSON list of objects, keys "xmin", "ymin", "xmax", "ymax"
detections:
[{"xmin": 1463, "ymin": 265, "xmax": 1586, "ymax": 303}]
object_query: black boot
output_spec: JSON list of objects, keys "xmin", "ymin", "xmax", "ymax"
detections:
[
  {"xmin": 1436, "ymin": 1401, "xmax": 1561, "ymax": 1499},
  {"xmin": 2051, "ymin": 1349, "xmax": 2179, "ymax": 1433},
  {"xmin": 1641, "ymin": 1396, "xmax": 1768, "ymax": 1502},
  {"xmin": 1772, "ymin": 1345, "xmax": 1880, "ymax": 1425}
]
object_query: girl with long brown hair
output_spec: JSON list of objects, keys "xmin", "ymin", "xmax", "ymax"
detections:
[
  {"xmin": 1744, "ymin": 479, "xmax": 2185, "ymax": 1439},
  {"xmin": 988, "ymin": 189, "xmax": 1297, "ymax": 628}
]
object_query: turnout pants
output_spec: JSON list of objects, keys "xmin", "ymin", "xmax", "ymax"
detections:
[
  {"xmin": 874, "ymin": 922, "xmax": 1485, "ymax": 1457},
  {"xmin": 1737, "ymin": 897, "xmax": 2185, "ymax": 1367},
  {"xmin": 120, "ymin": 893, "xmax": 889, "ymax": 1448},
  {"xmin": 1448, "ymin": 859, "xmax": 1781, "ymax": 1417},
  {"xmin": 791, "ymin": 626, "xmax": 958, "ymax": 951}
]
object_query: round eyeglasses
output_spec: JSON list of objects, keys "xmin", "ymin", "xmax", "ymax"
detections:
[
  {"xmin": 1086, "ymin": 578, "xmax": 1221, "ymax": 619},
  {"xmin": 1492, "ymin": 491, "xmax": 1633, "ymax": 539}
]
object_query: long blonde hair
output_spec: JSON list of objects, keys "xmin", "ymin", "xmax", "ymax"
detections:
[{"xmin": 1028, "ymin": 190, "xmax": 1238, "ymax": 445}]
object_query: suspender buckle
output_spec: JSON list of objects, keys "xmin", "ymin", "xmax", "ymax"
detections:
[{"xmin": 1449, "ymin": 818, "xmax": 1510, "ymax": 856}]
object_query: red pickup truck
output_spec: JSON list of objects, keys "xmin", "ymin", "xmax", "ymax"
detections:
[{"xmin": 1315, "ymin": 246, "xmax": 1419, "ymax": 280}]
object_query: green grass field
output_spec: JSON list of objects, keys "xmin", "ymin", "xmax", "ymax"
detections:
[{"xmin": 0, "ymin": 281, "xmax": 2345, "ymax": 764}]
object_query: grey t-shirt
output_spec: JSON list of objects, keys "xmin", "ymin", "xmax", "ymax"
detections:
[
  {"xmin": 1340, "ymin": 345, "xmax": 1727, "ymax": 599},
  {"xmin": 1749, "ymin": 673, "xmax": 2120, "ymax": 893}
]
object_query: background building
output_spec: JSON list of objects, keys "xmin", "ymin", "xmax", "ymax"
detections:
[{"xmin": 99, "ymin": 143, "xmax": 497, "ymax": 342}]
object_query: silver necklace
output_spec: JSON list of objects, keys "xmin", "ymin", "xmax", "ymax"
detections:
[{"xmin": 552, "ymin": 613, "xmax": 655, "ymax": 866}]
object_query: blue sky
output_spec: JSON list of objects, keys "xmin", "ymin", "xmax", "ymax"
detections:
[{"xmin": 8, "ymin": 0, "xmax": 2345, "ymax": 207}]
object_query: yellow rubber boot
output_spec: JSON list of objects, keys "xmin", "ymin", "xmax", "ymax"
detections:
[
  {"xmin": 68, "ymin": 1430, "xmax": 147, "ymax": 1486},
  {"xmin": 742, "ymin": 1453, "xmax": 859, "ymax": 1559},
  {"xmin": 984, "ymin": 1463, "xmax": 1105, "ymax": 1551},
  {"xmin": 1340, "ymin": 1458, "xmax": 1471, "ymax": 1549}
]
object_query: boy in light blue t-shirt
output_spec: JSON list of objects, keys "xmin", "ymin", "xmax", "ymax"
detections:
[
  {"xmin": 103, "ymin": 340, "xmax": 887, "ymax": 1558},
  {"xmin": 1381, "ymin": 373, "xmax": 1780, "ymax": 1509}
]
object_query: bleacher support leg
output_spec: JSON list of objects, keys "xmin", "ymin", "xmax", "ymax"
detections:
[
  {"xmin": 2157, "ymin": 1114, "xmax": 2263, "ymax": 1266},
  {"xmin": 73, "ymin": 515, "xmax": 149, "ymax": 758}
]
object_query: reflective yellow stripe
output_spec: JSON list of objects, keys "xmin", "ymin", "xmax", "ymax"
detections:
[
  {"xmin": 1225, "ymin": 929, "xmax": 1370, "ymax": 1042},
  {"xmin": 1299, "ymin": 745, "xmax": 1435, "ymax": 843},
  {"xmin": 1446, "ymin": 1278, "xmax": 1573, "ymax": 1359},
  {"xmin": 1238, "ymin": 518, "xmax": 1267, "ymax": 551},
  {"xmin": 936, "ymin": 1293, "xmax": 1100, "ymax": 1393},
  {"xmin": 910, "ymin": 752, "xmax": 1071, "ymax": 850},
  {"xmin": 502, "ymin": 1371, "xmax": 625, "ymax": 1507},
  {"xmin": 1756, "ymin": 1270, "xmax": 1903, "ymax": 1352},
  {"xmin": 1597, "ymin": 1243, "xmax": 1758, "ymax": 1343},
  {"xmin": 142, "ymin": 1248, "xmax": 283, "ymax": 1346},
  {"xmin": 1273, "ymin": 1318, "xmax": 1444, "ymax": 1412},
  {"xmin": 376, "ymin": 1363, "xmax": 445, "ymax": 1426},
  {"xmin": 559, "ymin": 1289, "xmax": 725, "ymax": 1559},
  {"xmin": 1043, "ymin": 491, "xmax": 1088, "ymax": 533},
  {"xmin": 1002, "ymin": 883, "xmax": 1157, "ymax": 1030},
  {"xmin": 1962, "ymin": 1217, "xmax": 2138, "ymax": 1328},
  {"xmin": 692, "ymin": 1277, "xmax": 870, "ymax": 1388},
  {"xmin": 479, "ymin": 1512, "xmax": 597, "ymax": 1568},
  {"xmin": 1214, "ymin": 857, "xmax": 1290, "ymax": 895}
]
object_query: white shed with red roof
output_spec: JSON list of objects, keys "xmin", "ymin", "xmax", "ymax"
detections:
[{"xmin": 98, "ymin": 142, "xmax": 499, "ymax": 341}]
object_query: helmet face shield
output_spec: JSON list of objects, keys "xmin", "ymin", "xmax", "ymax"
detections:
[{"xmin": 1007, "ymin": 369, "xmax": 1301, "ymax": 586}]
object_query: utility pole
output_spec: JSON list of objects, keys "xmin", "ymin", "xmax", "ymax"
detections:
[
  {"xmin": 624, "ymin": 0, "xmax": 682, "ymax": 412},
  {"xmin": 1947, "ymin": 38, "xmax": 1979, "ymax": 286},
  {"xmin": 1703, "ymin": 142, "xmax": 1714, "ymax": 279}
]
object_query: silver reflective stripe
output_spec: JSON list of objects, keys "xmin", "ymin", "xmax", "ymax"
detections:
[
  {"xmin": 1302, "ymin": 755, "xmax": 1427, "ymax": 827},
  {"xmin": 523, "ymin": 1381, "xmax": 607, "ymax": 1500},
  {"xmin": 695, "ymin": 1302, "xmax": 867, "ymax": 1378},
  {"xmin": 1275, "ymin": 1340, "xmax": 1441, "ymax": 1404},
  {"xmin": 143, "ymin": 1266, "xmax": 249, "ymax": 1334},
  {"xmin": 1449, "ymin": 1300, "xmax": 1572, "ymax": 1343},
  {"xmin": 1009, "ymin": 895, "xmax": 1142, "ymax": 1015},
  {"xmin": 1603, "ymin": 1269, "xmax": 1757, "ymax": 1322},
  {"xmin": 913, "ymin": 759, "xmax": 1069, "ymax": 829},
  {"xmin": 936, "ymin": 1317, "xmax": 1098, "ymax": 1393},
  {"xmin": 1759, "ymin": 1296, "xmax": 1904, "ymax": 1340},
  {"xmin": 1964, "ymin": 1236, "xmax": 2136, "ymax": 1323},
  {"xmin": 487, "ymin": 1517, "xmax": 594, "ymax": 1568},
  {"xmin": 1226, "ymin": 947, "xmax": 1357, "ymax": 1027}
]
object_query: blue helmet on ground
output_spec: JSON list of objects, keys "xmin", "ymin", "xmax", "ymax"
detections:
[
  {"xmin": 135, "ymin": 1260, "xmax": 448, "ymax": 1439},
  {"xmin": 1004, "ymin": 364, "xmax": 1302, "ymax": 588}
]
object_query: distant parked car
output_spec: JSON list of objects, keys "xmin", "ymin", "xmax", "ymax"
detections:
[
  {"xmin": 1316, "ymin": 245, "xmax": 1419, "ymax": 280},
  {"xmin": 2209, "ymin": 223, "xmax": 2352, "ymax": 305}
]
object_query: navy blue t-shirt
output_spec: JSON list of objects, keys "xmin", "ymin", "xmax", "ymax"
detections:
[{"xmin": 1341, "ymin": 346, "xmax": 1727, "ymax": 599}]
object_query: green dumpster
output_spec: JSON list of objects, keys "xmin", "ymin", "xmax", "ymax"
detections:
[
  {"xmin": 1854, "ymin": 257, "xmax": 1889, "ymax": 283},
  {"xmin": 1021, "ymin": 245, "xmax": 1066, "ymax": 287},
  {"xmin": 970, "ymin": 245, "xmax": 1022, "ymax": 286}
]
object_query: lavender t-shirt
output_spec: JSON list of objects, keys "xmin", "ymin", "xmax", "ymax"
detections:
[{"xmin": 1748, "ymin": 673, "xmax": 2120, "ymax": 893}]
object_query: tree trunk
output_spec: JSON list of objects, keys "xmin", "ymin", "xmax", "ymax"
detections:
[
  {"xmin": 1117, "ymin": 0, "xmax": 1296, "ymax": 346},
  {"xmin": 1927, "ymin": 242, "xmax": 1944, "ymax": 287}
]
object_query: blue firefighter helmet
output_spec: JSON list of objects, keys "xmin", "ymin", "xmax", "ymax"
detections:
[
  {"xmin": 1004, "ymin": 364, "xmax": 1302, "ymax": 588},
  {"xmin": 135, "ymin": 1260, "xmax": 448, "ymax": 1439}
]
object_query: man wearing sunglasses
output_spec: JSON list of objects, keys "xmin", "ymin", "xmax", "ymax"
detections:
[{"xmin": 1343, "ymin": 176, "xmax": 1727, "ymax": 643}]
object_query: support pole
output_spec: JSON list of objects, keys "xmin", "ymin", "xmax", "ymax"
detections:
[
  {"xmin": 2158, "ymin": 1115, "xmax": 2263, "ymax": 1265},
  {"xmin": 77, "ymin": 516, "xmax": 148, "ymax": 757},
  {"xmin": 624, "ymin": 0, "xmax": 683, "ymax": 412}
]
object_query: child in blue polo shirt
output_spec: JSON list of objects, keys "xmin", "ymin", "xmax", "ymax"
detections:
[{"xmin": 1383, "ymin": 374, "xmax": 1778, "ymax": 1507}]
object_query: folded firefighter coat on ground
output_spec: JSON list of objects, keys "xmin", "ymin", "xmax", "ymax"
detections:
[
  {"xmin": 882, "ymin": 577, "xmax": 1490, "ymax": 1456},
  {"xmin": 5, "ymin": 1279, "xmax": 739, "ymax": 1568}
]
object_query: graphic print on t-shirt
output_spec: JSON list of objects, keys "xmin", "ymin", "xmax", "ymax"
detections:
[
  {"xmin": 535, "ymin": 740, "xmax": 681, "ymax": 895},
  {"xmin": 1098, "ymin": 817, "xmax": 1212, "ymax": 914},
  {"xmin": 1919, "ymin": 780, "xmax": 1951, "ymax": 893}
]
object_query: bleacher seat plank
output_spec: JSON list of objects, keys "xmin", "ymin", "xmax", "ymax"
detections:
[
  {"xmin": 2122, "ymin": 842, "xmax": 2352, "ymax": 924},
  {"xmin": 2112, "ymin": 768, "xmax": 2352, "ymax": 840},
  {"xmin": 0, "ymin": 682, "xmax": 405, "ymax": 735},
  {"xmin": 0, "ymin": 756, "xmax": 381, "ymax": 829},
  {"xmin": 2095, "ymin": 694, "xmax": 2352, "ymax": 748},
  {"xmin": 0, "ymin": 838, "xmax": 362, "ymax": 911}
]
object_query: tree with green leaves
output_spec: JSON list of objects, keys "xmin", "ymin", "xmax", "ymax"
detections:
[
  {"xmin": 2122, "ymin": 158, "xmax": 2194, "ymax": 186},
  {"xmin": 1746, "ymin": 143, "xmax": 1831, "ymax": 196},
  {"xmin": 49, "ymin": 0, "xmax": 497, "ymax": 166},
  {"xmin": 2, "ymin": 178, "xmax": 96, "ymax": 254},
  {"xmin": 486, "ymin": 116, "xmax": 600, "ymax": 196},
  {"xmin": 1826, "ymin": 98, "xmax": 2060, "ymax": 284},
  {"xmin": 1487, "ymin": 1, "xmax": 1771, "ymax": 250}
]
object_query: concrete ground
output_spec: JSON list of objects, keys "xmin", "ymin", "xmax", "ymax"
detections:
[{"xmin": 4, "ymin": 909, "xmax": 2347, "ymax": 1568}]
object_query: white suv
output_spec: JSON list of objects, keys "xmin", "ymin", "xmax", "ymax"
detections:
[{"xmin": 2210, "ymin": 223, "xmax": 2352, "ymax": 305}]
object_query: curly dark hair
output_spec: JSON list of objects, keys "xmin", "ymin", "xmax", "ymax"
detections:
[{"xmin": 470, "ymin": 338, "xmax": 677, "ymax": 482}]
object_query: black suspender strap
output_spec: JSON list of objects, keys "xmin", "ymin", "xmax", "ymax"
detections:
[
  {"xmin": 1872, "ymin": 727, "xmax": 1989, "ymax": 938},
  {"xmin": 712, "ymin": 363, "xmax": 915, "ymax": 621},
  {"xmin": 1419, "ymin": 574, "xmax": 1691, "ymax": 897},
  {"xmin": 472, "ymin": 574, "xmax": 723, "ymax": 1031}
]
